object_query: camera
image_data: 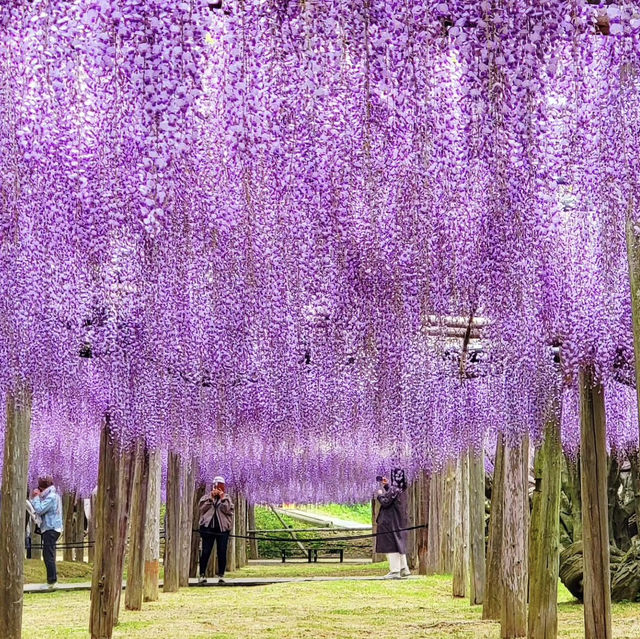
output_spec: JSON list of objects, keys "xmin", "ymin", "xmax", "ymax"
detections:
[{"xmin": 376, "ymin": 475, "xmax": 383, "ymax": 482}]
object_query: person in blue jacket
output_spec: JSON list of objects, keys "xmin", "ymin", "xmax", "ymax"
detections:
[{"xmin": 30, "ymin": 477, "xmax": 63, "ymax": 588}]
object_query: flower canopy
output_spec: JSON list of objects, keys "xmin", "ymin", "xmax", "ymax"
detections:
[{"xmin": 1, "ymin": 1, "xmax": 640, "ymax": 499}]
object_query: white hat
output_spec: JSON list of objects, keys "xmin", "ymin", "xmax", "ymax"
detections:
[{"xmin": 213, "ymin": 476, "xmax": 225, "ymax": 485}]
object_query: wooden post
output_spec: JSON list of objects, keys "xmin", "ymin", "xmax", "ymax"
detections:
[
  {"xmin": 579, "ymin": 367, "xmax": 612, "ymax": 639},
  {"xmin": 484, "ymin": 433, "xmax": 505, "ymax": 620},
  {"xmin": 88, "ymin": 491, "xmax": 96, "ymax": 564},
  {"xmin": 426, "ymin": 469, "xmax": 444, "ymax": 574},
  {"xmin": 469, "ymin": 447, "xmax": 486, "ymax": 606},
  {"xmin": 63, "ymin": 492, "xmax": 75, "ymax": 562},
  {"xmin": 248, "ymin": 502, "xmax": 259, "ymax": 560},
  {"xmin": 163, "ymin": 452, "xmax": 182, "ymax": 592},
  {"xmin": 90, "ymin": 420, "xmax": 124, "ymax": 639},
  {"xmin": 113, "ymin": 445, "xmax": 135, "ymax": 626},
  {"xmin": 74, "ymin": 497, "xmax": 85, "ymax": 563},
  {"xmin": 0, "ymin": 384, "xmax": 31, "ymax": 639},
  {"xmin": 190, "ymin": 482, "xmax": 206, "ymax": 578},
  {"xmin": 528, "ymin": 400, "xmax": 563, "ymax": 639},
  {"xmin": 565, "ymin": 456, "xmax": 582, "ymax": 542},
  {"xmin": 453, "ymin": 454, "xmax": 470, "ymax": 598},
  {"xmin": 143, "ymin": 449, "xmax": 161, "ymax": 602},
  {"xmin": 500, "ymin": 434, "xmax": 529, "ymax": 639},
  {"xmin": 226, "ymin": 489, "xmax": 237, "ymax": 574},
  {"xmin": 31, "ymin": 530, "xmax": 42, "ymax": 561},
  {"xmin": 417, "ymin": 472, "xmax": 430, "ymax": 575},
  {"xmin": 441, "ymin": 461, "xmax": 456, "ymax": 573},
  {"xmin": 125, "ymin": 443, "xmax": 149, "ymax": 611},
  {"xmin": 179, "ymin": 460, "xmax": 195, "ymax": 587},
  {"xmin": 371, "ymin": 498, "xmax": 384, "ymax": 562},
  {"xmin": 235, "ymin": 493, "xmax": 248, "ymax": 569}
]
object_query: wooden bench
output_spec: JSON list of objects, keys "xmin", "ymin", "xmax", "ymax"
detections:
[{"xmin": 280, "ymin": 547, "xmax": 345, "ymax": 563}]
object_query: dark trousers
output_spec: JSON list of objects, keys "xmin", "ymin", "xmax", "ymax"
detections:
[
  {"xmin": 199, "ymin": 527, "xmax": 229, "ymax": 577},
  {"xmin": 42, "ymin": 530, "xmax": 60, "ymax": 584}
]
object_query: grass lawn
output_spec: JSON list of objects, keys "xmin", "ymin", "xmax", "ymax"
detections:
[
  {"xmin": 293, "ymin": 503, "xmax": 372, "ymax": 525},
  {"xmin": 22, "ymin": 568, "xmax": 640, "ymax": 639},
  {"xmin": 24, "ymin": 559, "xmax": 93, "ymax": 584}
]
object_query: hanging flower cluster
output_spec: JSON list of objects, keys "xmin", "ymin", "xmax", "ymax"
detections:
[{"xmin": 2, "ymin": 1, "xmax": 640, "ymax": 500}]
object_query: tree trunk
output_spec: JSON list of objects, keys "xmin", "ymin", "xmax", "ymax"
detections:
[
  {"xmin": 372, "ymin": 498, "xmax": 384, "ymax": 563},
  {"xmin": 630, "ymin": 451, "xmax": 640, "ymax": 539},
  {"xmin": 0, "ymin": 384, "xmax": 31, "ymax": 639},
  {"xmin": 74, "ymin": 497, "xmax": 85, "ymax": 563},
  {"xmin": 163, "ymin": 452, "xmax": 182, "ymax": 592},
  {"xmin": 469, "ymin": 447, "xmax": 486, "ymax": 606},
  {"xmin": 500, "ymin": 434, "xmax": 529, "ymax": 639},
  {"xmin": 484, "ymin": 432, "xmax": 505, "ymax": 621},
  {"xmin": 90, "ymin": 420, "xmax": 125, "ymax": 639},
  {"xmin": 190, "ymin": 482, "xmax": 206, "ymax": 578},
  {"xmin": 179, "ymin": 460, "xmax": 195, "ymax": 587},
  {"xmin": 31, "ymin": 530, "xmax": 42, "ymax": 561},
  {"xmin": 579, "ymin": 367, "xmax": 612, "ymax": 639},
  {"xmin": 248, "ymin": 502, "xmax": 259, "ymax": 560},
  {"xmin": 125, "ymin": 443, "xmax": 149, "ymax": 611},
  {"xmin": 63, "ymin": 492, "xmax": 75, "ymax": 562},
  {"xmin": 226, "ymin": 489, "xmax": 237, "ymax": 574},
  {"xmin": 426, "ymin": 469, "xmax": 444, "ymax": 574},
  {"xmin": 528, "ymin": 402, "xmax": 562, "ymax": 639},
  {"xmin": 453, "ymin": 454, "xmax": 469, "ymax": 598},
  {"xmin": 407, "ymin": 480, "xmax": 419, "ymax": 570},
  {"xmin": 143, "ymin": 449, "xmax": 161, "ymax": 602}
]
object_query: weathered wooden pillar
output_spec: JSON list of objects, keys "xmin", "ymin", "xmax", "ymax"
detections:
[
  {"xmin": 163, "ymin": 451, "xmax": 182, "ymax": 592},
  {"xmin": 235, "ymin": 493, "xmax": 248, "ymax": 569},
  {"xmin": 500, "ymin": 434, "xmax": 529, "ymax": 639},
  {"xmin": 406, "ymin": 480, "xmax": 419, "ymax": 570},
  {"xmin": 31, "ymin": 530, "xmax": 42, "ymax": 561},
  {"xmin": 143, "ymin": 449, "xmax": 161, "ymax": 602},
  {"xmin": 469, "ymin": 447, "xmax": 486, "ymax": 606},
  {"xmin": 565, "ymin": 455, "xmax": 582, "ymax": 542},
  {"xmin": 113, "ymin": 445, "xmax": 135, "ymax": 626},
  {"xmin": 74, "ymin": 498, "xmax": 85, "ymax": 563},
  {"xmin": 179, "ymin": 460, "xmax": 195, "ymax": 587},
  {"xmin": 125, "ymin": 443, "xmax": 149, "ymax": 611},
  {"xmin": 484, "ymin": 433, "xmax": 505, "ymax": 620},
  {"xmin": 579, "ymin": 367, "xmax": 612, "ymax": 639},
  {"xmin": 0, "ymin": 384, "xmax": 32, "ymax": 639},
  {"xmin": 453, "ymin": 454, "xmax": 470, "ymax": 598},
  {"xmin": 426, "ymin": 469, "xmax": 444, "ymax": 574},
  {"xmin": 63, "ymin": 492, "xmax": 76, "ymax": 562},
  {"xmin": 247, "ymin": 502, "xmax": 259, "ymax": 560},
  {"xmin": 371, "ymin": 498, "xmax": 384, "ymax": 563},
  {"xmin": 440, "ymin": 461, "xmax": 456, "ymax": 573},
  {"xmin": 226, "ymin": 489, "xmax": 237, "ymax": 574},
  {"xmin": 90, "ymin": 420, "xmax": 124, "ymax": 639},
  {"xmin": 190, "ymin": 481, "xmax": 206, "ymax": 578},
  {"xmin": 417, "ymin": 472, "xmax": 430, "ymax": 575},
  {"xmin": 528, "ymin": 401, "xmax": 563, "ymax": 639},
  {"xmin": 88, "ymin": 491, "xmax": 96, "ymax": 564}
]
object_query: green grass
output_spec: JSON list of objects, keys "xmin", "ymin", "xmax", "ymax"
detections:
[
  {"xmin": 24, "ymin": 559, "xmax": 93, "ymax": 584},
  {"xmin": 21, "ymin": 572, "xmax": 640, "ymax": 639},
  {"xmin": 293, "ymin": 503, "xmax": 372, "ymax": 526}
]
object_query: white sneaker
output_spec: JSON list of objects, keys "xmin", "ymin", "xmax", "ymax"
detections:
[
  {"xmin": 383, "ymin": 572, "xmax": 401, "ymax": 580},
  {"xmin": 400, "ymin": 568, "xmax": 411, "ymax": 578},
  {"xmin": 217, "ymin": 577, "xmax": 225, "ymax": 584},
  {"xmin": 47, "ymin": 582, "xmax": 57, "ymax": 590},
  {"xmin": 198, "ymin": 576, "xmax": 207, "ymax": 585}
]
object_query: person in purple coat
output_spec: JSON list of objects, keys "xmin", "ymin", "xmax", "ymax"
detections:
[{"xmin": 375, "ymin": 468, "xmax": 410, "ymax": 579}]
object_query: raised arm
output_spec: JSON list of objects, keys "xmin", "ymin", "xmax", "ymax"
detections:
[
  {"xmin": 218, "ymin": 496, "xmax": 234, "ymax": 516},
  {"xmin": 31, "ymin": 493, "xmax": 56, "ymax": 516},
  {"xmin": 376, "ymin": 485, "xmax": 401, "ymax": 508}
]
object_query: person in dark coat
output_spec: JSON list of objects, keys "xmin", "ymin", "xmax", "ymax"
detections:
[{"xmin": 375, "ymin": 468, "xmax": 410, "ymax": 579}]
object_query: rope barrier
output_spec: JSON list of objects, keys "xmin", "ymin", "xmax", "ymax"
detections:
[{"xmin": 194, "ymin": 523, "xmax": 427, "ymax": 543}]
